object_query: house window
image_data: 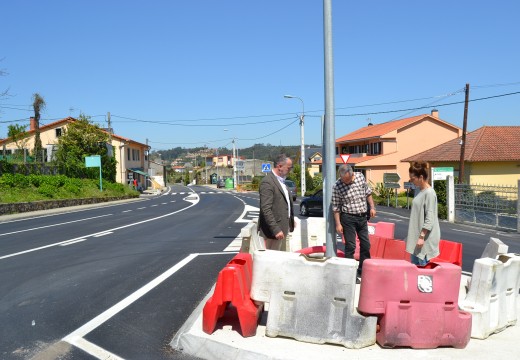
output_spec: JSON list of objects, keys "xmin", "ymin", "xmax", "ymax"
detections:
[
  {"xmin": 127, "ymin": 148, "xmax": 131, "ymax": 161},
  {"xmin": 370, "ymin": 142, "xmax": 381, "ymax": 155},
  {"xmin": 341, "ymin": 146, "xmax": 348, "ymax": 154},
  {"xmin": 55, "ymin": 128, "xmax": 62, "ymax": 137}
]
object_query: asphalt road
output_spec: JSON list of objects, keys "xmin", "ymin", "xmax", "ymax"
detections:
[{"xmin": 1, "ymin": 184, "xmax": 519, "ymax": 359}]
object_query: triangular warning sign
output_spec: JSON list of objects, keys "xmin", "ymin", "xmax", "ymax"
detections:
[{"xmin": 340, "ymin": 154, "xmax": 350, "ymax": 164}]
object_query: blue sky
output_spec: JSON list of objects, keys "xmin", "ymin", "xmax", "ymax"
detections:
[{"xmin": 1, "ymin": 1, "xmax": 519, "ymax": 153}]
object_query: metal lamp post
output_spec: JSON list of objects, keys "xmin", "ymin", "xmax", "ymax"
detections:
[{"xmin": 284, "ymin": 94, "xmax": 306, "ymax": 197}]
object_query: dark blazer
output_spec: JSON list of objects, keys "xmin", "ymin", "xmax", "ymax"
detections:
[{"xmin": 258, "ymin": 171, "xmax": 295, "ymax": 239}]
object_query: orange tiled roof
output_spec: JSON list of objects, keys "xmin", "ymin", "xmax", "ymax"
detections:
[
  {"xmin": 0, "ymin": 117, "xmax": 148, "ymax": 148},
  {"xmin": 335, "ymin": 114, "xmax": 458, "ymax": 142},
  {"xmin": 401, "ymin": 126, "xmax": 520, "ymax": 162}
]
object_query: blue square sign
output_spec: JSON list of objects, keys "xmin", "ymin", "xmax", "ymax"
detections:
[{"xmin": 261, "ymin": 163, "xmax": 271, "ymax": 172}]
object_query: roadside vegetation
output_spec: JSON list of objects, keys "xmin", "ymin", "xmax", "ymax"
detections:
[
  {"xmin": 0, "ymin": 173, "xmax": 139, "ymax": 203},
  {"xmin": 1, "ymin": 113, "xmax": 138, "ymax": 204}
]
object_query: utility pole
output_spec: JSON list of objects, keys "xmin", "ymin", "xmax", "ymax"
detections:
[
  {"xmin": 107, "ymin": 112, "xmax": 112, "ymax": 143},
  {"xmin": 232, "ymin": 138, "xmax": 237, "ymax": 188},
  {"xmin": 459, "ymin": 83, "xmax": 470, "ymax": 184}
]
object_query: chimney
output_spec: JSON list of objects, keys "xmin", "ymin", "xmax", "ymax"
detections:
[
  {"xmin": 431, "ymin": 109, "xmax": 439, "ymax": 118},
  {"xmin": 30, "ymin": 117, "xmax": 37, "ymax": 131}
]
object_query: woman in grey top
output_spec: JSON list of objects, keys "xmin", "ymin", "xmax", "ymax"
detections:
[{"xmin": 406, "ymin": 162, "xmax": 440, "ymax": 265}]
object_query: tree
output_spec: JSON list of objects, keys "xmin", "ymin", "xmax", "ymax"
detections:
[
  {"xmin": 32, "ymin": 93, "xmax": 46, "ymax": 162},
  {"xmin": 7, "ymin": 124, "xmax": 29, "ymax": 162},
  {"xmin": 54, "ymin": 114, "xmax": 117, "ymax": 182}
]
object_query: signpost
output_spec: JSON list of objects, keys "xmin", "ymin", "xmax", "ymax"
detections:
[
  {"xmin": 85, "ymin": 155, "xmax": 102, "ymax": 191},
  {"xmin": 404, "ymin": 181, "xmax": 416, "ymax": 209},
  {"xmin": 383, "ymin": 172, "xmax": 401, "ymax": 207},
  {"xmin": 261, "ymin": 163, "xmax": 271, "ymax": 173}
]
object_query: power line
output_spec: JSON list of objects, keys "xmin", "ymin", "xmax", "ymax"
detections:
[{"xmin": 336, "ymin": 91, "xmax": 520, "ymax": 117}]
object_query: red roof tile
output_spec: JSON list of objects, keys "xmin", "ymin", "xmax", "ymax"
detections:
[{"xmin": 401, "ymin": 126, "xmax": 520, "ymax": 162}]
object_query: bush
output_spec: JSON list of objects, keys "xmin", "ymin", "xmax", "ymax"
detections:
[{"xmin": 38, "ymin": 184, "xmax": 56, "ymax": 198}]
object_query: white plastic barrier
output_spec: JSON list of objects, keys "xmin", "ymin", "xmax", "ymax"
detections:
[
  {"xmin": 287, "ymin": 217, "xmax": 326, "ymax": 252},
  {"xmin": 480, "ymin": 237, "xmax": 509, "ymax": 259},
  {"xmin": 250, "ymin": 249, "xmax": 377, "ymax": 348},
  {"xmin": 459, "ymin": 253, "xmax": 520, "ymax": 339},
  {"xmin": 239, "ymin": 219, "xmax": 266, "ymax": 254}
]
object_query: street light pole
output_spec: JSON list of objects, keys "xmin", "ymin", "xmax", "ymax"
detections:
[{"xmin": 284, "ymin": 95, "xmax": 306, "ymax": 197}]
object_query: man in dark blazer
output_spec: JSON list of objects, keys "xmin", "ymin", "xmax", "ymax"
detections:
[{"xmin": 258, "ymin": 154, "xmax": 295, "ymax": 251}]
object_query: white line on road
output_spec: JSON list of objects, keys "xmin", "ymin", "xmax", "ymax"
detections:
[
  {"xmin": 0, "ymin": 199, "xmax": 199, "ymax": 260},
  {"xmin": 451, "ymin": 228, "xmax": 485, "ymax": 235},
  {"xmin": 137, "ymin": 207, "xmax": 146, "ymax": 210},
  {"xmin": 59, "ymin": 239, "xmax": 88, "ymax": 246},
  {"xmin": 122, "ymin": 210, "xmax": 132, "ymax": 213},
  {"xmin": 0, "ymin": 214, "xmax": 113, "ymax": 237},
  {"xmin": 93, "ymin": 232, "xmax": 113, "ymax": 237},
  {"xmin": 63, "ymin": 253, "xmax": 199, "ymax": 359}
]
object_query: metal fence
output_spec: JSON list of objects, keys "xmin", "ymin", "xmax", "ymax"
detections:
[{"xmin": 454, "ymin": 183, "xmax": 518, "ymax": 231}]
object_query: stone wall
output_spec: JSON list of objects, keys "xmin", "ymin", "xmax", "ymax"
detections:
[{"xmin": 0, "ymin": 196, "xmax": 138, "ymax": 216}]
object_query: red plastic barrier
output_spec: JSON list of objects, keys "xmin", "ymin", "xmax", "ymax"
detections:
[
  {"xmin": 381, "ymin": 238, "xmax": 409, "ymax": 261},
  {"xmin": 202, "ymin": 253, "xmax": 263, "ymax": 337},
  {"xmin": 358, "ymin": 259, "xmax": 471, "ymax": 349},
  {"xmin": 430, "ymin": 239, "xmax": 463, "ymax": 267},
  {"xmin": 296, "ymin": 245, "xmax": 345, "ymax": 258},
  {"xmin": 354, "ymin": 222, "xmax": 396, "ymax": 260}
]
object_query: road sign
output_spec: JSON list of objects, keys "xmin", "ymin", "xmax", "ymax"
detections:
[
  {"xmin": 340, "ymin": 154, "xmax": 350, "ymax": 164},
  {"xmin": 384, "ymin": 182, "xmax": 401, "ymax": 189},
  {"xmin": 404, "ymin": 181, "xmax": 416, "ymax": 189},
  {"xmin": 383, "ymin": 172, "xmax": 401, "ymax": 183},
  {"xmin": 236, "ymin": 160, "xmax": 244, "ymax": 170},
  {"xmin": 432, "ymin": 167, "xmax": 454, "ymax": 181},
  {"xmin": 261, "ymin": 163, "xmax": 271, "ymax": 172}
]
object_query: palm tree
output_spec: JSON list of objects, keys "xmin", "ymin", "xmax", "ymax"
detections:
[{"xmin": 32, "ymin": 93, "xmax": 46, "ymax": 162}]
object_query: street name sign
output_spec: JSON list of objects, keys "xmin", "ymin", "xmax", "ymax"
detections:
[
  {"xmin": 432, "ymin": 167, "xmax": 454, "ymax": 181},
  {"xmin": 404, "ymin": 181, "xmax": 416, "ymax": 189},
  {"xmin": 383, "ymin": 172, "xmax": 400, "ymax": 183},
  {"xmin": 384, "ymin": 182, "xmax": 401, "ymax": 189}
]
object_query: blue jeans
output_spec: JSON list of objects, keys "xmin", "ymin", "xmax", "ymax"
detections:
[
  {"xmin": 340, "ymin": 213, "xmax": 371, "ymax": 275},
  {"xmin": 410, "ymin": 254, "xmax": 429, "ymax": 266}
]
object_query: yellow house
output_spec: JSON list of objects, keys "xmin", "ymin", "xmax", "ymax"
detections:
[
  {"xmin": 0, "ymin": 117, "xmax": 150, "ymax": 186},
  {"xmin": 402, "ymin": 126, "xmax": 520, "ymax": 187},
  {"xmin": 333, "ymin": 110, "xmax": 462, "ymax": 187}
]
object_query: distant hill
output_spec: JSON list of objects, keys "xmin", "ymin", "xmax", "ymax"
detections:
[{"xmin": 151, "ymin": 143, "xmax": 319, "ymax": 163}]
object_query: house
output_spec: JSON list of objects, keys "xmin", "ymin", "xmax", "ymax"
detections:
[
  {"xmin": 402, "ymin": 126, "xmax": 520, "ymax": 187},
  {"xmin": 0, "ymin": 117, "xmax": 150, "ymax": 186},
  {"xmin": 332, "ymin": 110, "xmax": 462, "ymax": 187},
  {"xmin": 305, "ymin": 147, "xmax": 323, "ymax": 178}
]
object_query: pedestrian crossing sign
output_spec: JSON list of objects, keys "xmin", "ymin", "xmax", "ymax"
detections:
[{"xmin": 262, "ymin": 163, "xmax": 271, "ymax": 172}]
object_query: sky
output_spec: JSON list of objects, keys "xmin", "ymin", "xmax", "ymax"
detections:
[{"xmin": 1, "ymin": 1, "xmax": 519, "ymax": 154}]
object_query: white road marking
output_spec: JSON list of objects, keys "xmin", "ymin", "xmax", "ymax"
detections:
[
  {"xmin": 223, "ymin": 236, "xmax": 243, "ymax": 252},
  {"xmin": 137, "ymin": 207, "xmax": 146, "ymax": 210},
  {"xmin": 60, "ymin": 239, "xmax": 88, "ymax": 246},
  {"xmin": 63, "ymin": 253, "xmax": 199, "ymax": 359},
  {"xmin": 0, "ymin": 199, "xmax": 199, "ymax": 261},
  {"xmin": 451, "ymin": 228, "xmax": 485, "ymax": 236},
  {"xmin": 93, "ymin": 232, "xmax": 113, "ymax": 237},
  {"xmin": 0, "ymin": 214, "xmax": 112, "ymax": 237},
  {"xmin": 122, "ymin": 210, "xmax": 132, "ymax": 213},
  {"xmin": 66, "ymin": 337, "xmax": 124, "ymax": 360}
]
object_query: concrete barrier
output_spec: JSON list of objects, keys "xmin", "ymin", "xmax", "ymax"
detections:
[
  {"xmin": 250, "ymin": 250, "xmax": 376, "ymax": 348},
  {"xmin": 460, "ymin": 253, "xmax": 520, "ymax": 339}
]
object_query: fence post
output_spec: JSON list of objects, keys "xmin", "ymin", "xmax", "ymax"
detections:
[
  {"xmin": 517, "ymin": 180, "xmax": 520, "ymax": 233},
  {"xmin": 447, "ymin": 176, "xmax": 455, "ymax": 223}
]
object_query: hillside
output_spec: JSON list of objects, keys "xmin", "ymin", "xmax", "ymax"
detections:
[{"xmin": 151, "ymin": 143, "xmax": 320, "ymax": 163}]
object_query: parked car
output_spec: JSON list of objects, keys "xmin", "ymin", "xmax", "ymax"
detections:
[
  {"xmin": 284, "ymin": 179, "xmax": 297, "ymax": 201},
  {"xmin": 217, "ymin": 179, "xmax": 225, "ymax": 188},
  {"xmin": 299, "ymin": 189, "xmax": 323, "ymax": 216}
]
